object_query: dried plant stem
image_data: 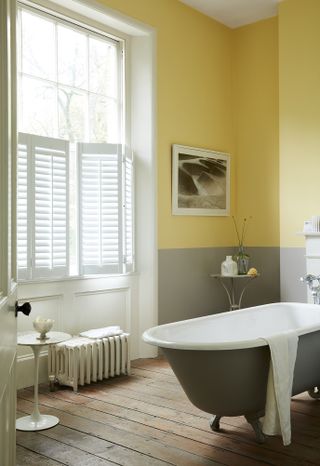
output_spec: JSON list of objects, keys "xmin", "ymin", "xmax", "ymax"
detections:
[
  {"xmin": 240, "ymin": 218, "xmax": 247, "ymax": 248},
  {"xmin": 232, "ymin": 216, "xmax": 241, "ymax": 246},
  {"xmin": 232, "ymin": 216, "xmax": 251, "ymax": 250}
]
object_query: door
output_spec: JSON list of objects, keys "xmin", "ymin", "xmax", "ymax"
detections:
[
  {"xmin": 0, "ymin": 299, "xmax": 17, "ymax": 466},
  {"xmin": 0, "ymin": 0, "xmax": 18, "ymax": 465}
]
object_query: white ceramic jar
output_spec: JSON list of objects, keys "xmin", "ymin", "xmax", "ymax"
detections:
[{"xmin": 221, "ymin": 255, "xmax": 238, "ymax": 276}]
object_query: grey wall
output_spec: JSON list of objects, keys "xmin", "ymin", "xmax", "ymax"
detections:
[
  {"xmin": 158, "ymin": 247, "xmax": 281, "ymax": 325},
  {"xmin": 280, "ymin": 247, "xmax": 307, "ymax": 303}
]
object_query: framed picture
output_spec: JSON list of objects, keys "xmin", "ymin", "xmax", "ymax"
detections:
[{"xmin": 172, "ymin": 144, "xmax": 230, "ymax": 216}]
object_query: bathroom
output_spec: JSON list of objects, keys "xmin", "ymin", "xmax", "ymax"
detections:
[{"xmin": 1, "ymin": 0, "xmax": 320, "ymax": 464}]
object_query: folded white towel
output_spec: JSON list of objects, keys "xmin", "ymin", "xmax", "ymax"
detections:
[
  {"xmin": 56, "ymin": 336, "xmax": 95, "ymax": 347},
  {"xmin": 79, "ymin": 326, "xmax": 123, "ymax": 339},
  {"xmin": 261, "ymin": 330, "xmax": 298, "ymax": 446}
]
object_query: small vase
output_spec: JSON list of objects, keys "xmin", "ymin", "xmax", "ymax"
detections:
[
  {"xmin": 234, "ymin": 248, "xmax": 249, "ymax": 275},
  {"xmin": 221, "ymin": 255, "xmax": 238, "ymax": 276}
]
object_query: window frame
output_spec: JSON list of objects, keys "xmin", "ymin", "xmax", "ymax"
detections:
[
  {"xmin": 17, "ymin": 3, "xmax": 125, "ymax": 144},
  {"xmin": 16, "ymin": 0, "xmax": 134, "ymax": 283}
]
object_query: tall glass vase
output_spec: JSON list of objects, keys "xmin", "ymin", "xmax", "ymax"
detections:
[{"xmin": 234, "ymin": 247, "xmax": 249, "ymax": 275}]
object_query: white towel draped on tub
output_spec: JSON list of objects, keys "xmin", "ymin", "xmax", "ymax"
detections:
[{"xmin": 260, "ymin": 330, "xmax": 298, "ymax": 446}]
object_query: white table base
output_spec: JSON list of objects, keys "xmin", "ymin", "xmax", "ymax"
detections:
[
  {"xmin": 16, "ymin": 414, "xmax": 59, "ymax": 431},
  {"xmin": 16, "ymin": 331, "xmax": 71, "ymax": 432}
]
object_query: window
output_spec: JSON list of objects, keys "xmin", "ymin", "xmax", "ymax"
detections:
[{"xmin": 16, "ymin": 3, "xmax": 133, "ymax": 280}]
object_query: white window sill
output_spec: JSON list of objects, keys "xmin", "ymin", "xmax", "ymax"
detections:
[{"xmin": 17, "ymin": 271, "xmax": 138, "ymax": 285}]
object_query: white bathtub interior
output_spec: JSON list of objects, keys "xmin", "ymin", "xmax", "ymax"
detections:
[{"xmin": 143, "ymin": 302, "xmax": 320, "ymax": 350}]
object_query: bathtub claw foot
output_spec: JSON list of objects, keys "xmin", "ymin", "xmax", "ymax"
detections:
[
  {"xmin": 308, "ymin": 387, "xmax": 320, "ymax": 399},
  {"xmin": 245, "ymin": 415, "xmax": 266, "ymax": 444},
  {"xmin": 209, "ymin": 415, "xmax": 222, "ymax": 431}
]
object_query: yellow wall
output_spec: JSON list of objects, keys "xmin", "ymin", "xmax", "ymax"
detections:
[
  {"xmin": 97, "ymin": 0, "xmax": 280, "ymax": 249},
  {"xmin": 279, "ymin": 0, "xmax": 320, "ymax": 247},
  {"xmin": 98, "ymin": 0, "xmax": 235, "ymax": 249},
  {"xmin": 94, "ymin": 1, "xmax": 320, "ymax": 254},
  {"xmin": 233, "ymin": 18, "xmax": 279, "ymax": 247}
]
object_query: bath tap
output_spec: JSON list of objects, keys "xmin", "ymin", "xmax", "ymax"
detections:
[{"xmin": 300, "ymin": 274, "xmax": 320, "ymax": 304}]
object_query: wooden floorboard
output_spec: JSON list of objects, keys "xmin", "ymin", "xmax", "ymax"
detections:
[{"xmin": 16, "ymin": 358, "xmax": 320, "ymax": 466}]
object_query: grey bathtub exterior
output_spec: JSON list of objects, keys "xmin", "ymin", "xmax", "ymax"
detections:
[{"xmin": 161, "ymin": 330, "xmax": 320, "ymax": 419}]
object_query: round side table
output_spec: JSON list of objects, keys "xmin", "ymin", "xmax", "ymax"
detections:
[
  {"xmin": 16, "ymin": 331, "xmax": 71, "ymax": 431},
  {"xmin": 210, "ymin": 274, "xmax": 260, "ymax": 311}
]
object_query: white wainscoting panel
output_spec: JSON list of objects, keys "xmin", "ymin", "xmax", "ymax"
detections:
[
  {"xmin": 73, "ymin": 287, "xmax": 130, "ymax": 335},
  {"xmin": 17, "ymin": 275, "xmax": 139, "ymax": 389},
  {"xmin": 16, "ymin": 294, "xmax": 63, "ymax": 388},
  {"xmin": 17, "ymin": 294, "xmax": 63, "ymax": 358}
]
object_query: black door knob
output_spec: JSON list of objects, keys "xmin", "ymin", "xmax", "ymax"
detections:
[{"xmin": 15, "ymin": 301, "xmax": 32, "ymax": 317}]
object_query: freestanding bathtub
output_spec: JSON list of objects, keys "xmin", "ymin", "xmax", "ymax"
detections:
[{"xmin": 143, "ymin": 302, "xmax": 320, "ymax": 442}]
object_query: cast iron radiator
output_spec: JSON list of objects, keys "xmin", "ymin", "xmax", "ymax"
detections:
[{"xmin": 48, "ymin": 333, "xmax": 130, "ymax": 392}]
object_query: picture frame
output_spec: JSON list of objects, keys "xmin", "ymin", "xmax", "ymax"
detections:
[{"xmin": 172, "ymin": 144, "xmax": 230, "ymax": 216}]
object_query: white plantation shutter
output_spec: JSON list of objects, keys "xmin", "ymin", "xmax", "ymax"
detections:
[
  {"xmin": 33, "ymin": 136, "xmax": 69, "ymax": 278},
  {"xmin": 123, "ymin": 148, "xmax": 134, "ymax": 273},
  {"xmin": 17, "ymin": 133, "xmax": 69, "ymax": 279},
  {"xmin": 17, "ymin": 136, "xmax": 133, "ymax": 280},
  {"xmin": 17, "ymin": 134, "xmax": 30, "ymax": 279},
  {"xmin": 78, "ymin": 143, "xmax": 123, "ymax": 274}
]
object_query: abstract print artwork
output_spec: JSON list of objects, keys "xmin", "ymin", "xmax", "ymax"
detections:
[{"xmin": 172, "ymin": 145, "xmax": 230, "ymax": 216}]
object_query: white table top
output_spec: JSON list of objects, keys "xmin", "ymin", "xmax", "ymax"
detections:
[
  {"xmin": 210, "ymin": 273, "xmax": 260, "ymax": 279},
  {"xmin": 17, "ymin": 331, "xmax": 72, "ymax": 346}
]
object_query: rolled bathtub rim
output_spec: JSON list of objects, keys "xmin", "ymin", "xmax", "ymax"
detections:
[{"xmin": 142, "ymin": 302, "xmax": 320, "ymax": 351}]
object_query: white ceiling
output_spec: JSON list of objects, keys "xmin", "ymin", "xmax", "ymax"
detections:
[{"xmin": 179, "ymin": 0, "xmax": 280, "ymax": 28}]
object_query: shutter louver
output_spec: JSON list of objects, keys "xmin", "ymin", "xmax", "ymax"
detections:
[
  {"xmin": 17, "ymin": 133, "xmax": 69, "ymax": 279},
  {"xmin": 123, "ymin": 149, "xmax": 134, "ymax": 273},
  {"xmin": 78, "ymin": 143, "xmax": 122, "ymax": 274},
  {"xmin": 17, "ymin": 134, "xmax": 29, "ymax": 280}
]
